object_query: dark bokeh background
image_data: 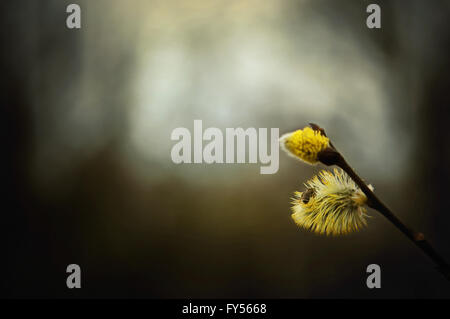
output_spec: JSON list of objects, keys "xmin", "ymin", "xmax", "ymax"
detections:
[{"xmin": 2, "ymin": 0, "xmax": 450, "ymax": 298}]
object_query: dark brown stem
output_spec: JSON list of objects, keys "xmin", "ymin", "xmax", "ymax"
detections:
[{"xmin": 336, "ymin": 153, "xmax": 450, "ymax": 281}]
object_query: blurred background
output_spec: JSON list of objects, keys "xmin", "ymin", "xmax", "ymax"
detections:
[{"xmin": 2, "ymin": 0, "xmax": 450, "ymax": 298}]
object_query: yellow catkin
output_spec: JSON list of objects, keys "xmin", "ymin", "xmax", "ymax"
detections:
[
  {"xmin": 280, "ymin": 127, "xmax": 329, "ymax": 164},
  {"xmin": 291, "ymin": 169, "xmax": 372, "ymax": 236}
]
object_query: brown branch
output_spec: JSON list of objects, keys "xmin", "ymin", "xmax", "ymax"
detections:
[
  {"xmin": 335, "ymin": 152, "xmax": 450, "ymax": 281},
  {"xmin": 309, "ymin": 123, "xmax": 450, "ymax": 281},
  {"xmin": 308, "ymin": 122, "xmax": 450, "ymax": 280}
]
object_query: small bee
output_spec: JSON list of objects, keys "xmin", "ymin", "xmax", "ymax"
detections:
[{"xmin": 301, "ymin": 188, "xmax": 315, "ymax": 204}]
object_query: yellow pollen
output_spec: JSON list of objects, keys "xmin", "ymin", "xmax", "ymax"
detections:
[
  {"xmin": 281, "ymin": 127, "xmax": 329, "ymax": 164},
  {"xmin": 290, "ymin": 169, "xmax": 372, "ymax": 236}
]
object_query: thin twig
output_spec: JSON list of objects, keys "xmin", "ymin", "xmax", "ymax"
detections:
[{"xmin": 335, "ymin": 152, "xmax": 450, "ymax": 281}]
